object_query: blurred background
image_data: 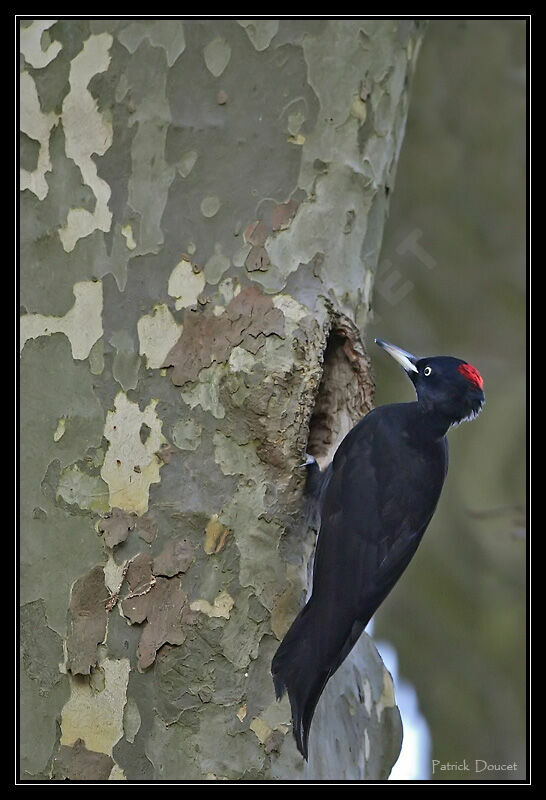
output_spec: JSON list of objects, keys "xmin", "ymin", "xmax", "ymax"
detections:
[{"xmin": 367, "ymin": 20, "xmax": 527, "ymax": 781}]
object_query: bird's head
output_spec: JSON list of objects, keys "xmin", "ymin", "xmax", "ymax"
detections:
[{"xmin": 375, "ymin": 338, "xmax": 485, "ymax": 426}]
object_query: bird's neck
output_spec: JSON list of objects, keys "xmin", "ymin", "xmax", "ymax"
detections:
[{"xmin": 413, "ymin": 402, "xmax": 452, "ymax": 440}]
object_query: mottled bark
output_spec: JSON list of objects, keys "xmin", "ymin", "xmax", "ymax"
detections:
[{"xmin": 20, "ymin": 19, "xmax": 423, "ymax": 780}]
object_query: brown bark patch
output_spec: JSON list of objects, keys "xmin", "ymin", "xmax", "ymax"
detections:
[
  {"xmin": 66, "ymin": 566, "xmax": 108, "ymax": 675},
  {"xmin": 125, "ymin": 553, "xmax": 155, "ymax": 600},
  {"xmin": 121, "ymin": 554, "xmax": 195, "ymax": 670},
  {"xmin": 153, "ymin": 537, "xmax": 194, "ymax": 577},
  {"xmin": 271, "ymin": 197, "xmax": 299, "ymax": 231},
  {"xmin": 97, "ymin": 507, "xmax": 136, "ymax": 548},
  {"xmin": 243, "ymin": 220, "xmax": 268, "ymax": 246},
  {"xmin": 52, "ymin": 739, "xmax": 114, "ymax": 781},
  {"xmin": 245, "ymin": 245, "xmax": 271, "ymax": 272},
  {"xmin": 161, "ymin": 286, "xmax": 285, "ymax": 385},
  {"xmin": 134, "ymin": 512, "xmax": 158, "ymax": 543}
]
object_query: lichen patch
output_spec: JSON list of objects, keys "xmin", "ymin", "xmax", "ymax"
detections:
[
  {"xmin": 137, "ymin": 304, "xmax": 183, "ymax": 369},
  {"xmin": 20, "ymin": 280, "xmax": 103, "ymax": 360},
  {"xmin": 190, "ymin": 589, "xmax": 235, "ymax": 620},
  {"xmin": 238, "ymin": 20, "xmax": 279, "ymax": 51},
  {"xmin": 204, "ymin": 514, "xmax": 230, "ymax": 555},
  {"xmin": 375, "ymin": 668, "xmax": 396, "ymax": 720},
  {"xmin": 19, "ymin": 70, "xmax": 58, "ymax": 199},
  {"xmin": 58, "ymin": 33, "xmax": 114, "ymax": 252},
  {"xmin": 60, "ymin": 657, "xmax": 130, "ymax": 755},
  {"xmin": 20, "ymin": 20, "xmax": 62, "ymax": 69},
  {"xmin": 168, "ymin": 258, "xmax": 205, "ymax": 309},
  {"xmin": 53, "ymin": 417, "xmax": 66, "ymax": 442},
  {"xmin": 203, "ymin": 37, "xmax": 231, "ymax": 77},
  {"xmin": 101, "ymin": 392, "xmax": 165, "ymax": 515}
]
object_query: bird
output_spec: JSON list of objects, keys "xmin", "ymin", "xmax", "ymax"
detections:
[{"xmin": 271, "ymin": 338, "xmax": 485, "ymax": 760}]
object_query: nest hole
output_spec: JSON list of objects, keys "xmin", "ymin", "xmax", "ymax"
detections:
[{"xmin": 306, "ymin": 318, "xmax": 374, "ymax": 470}]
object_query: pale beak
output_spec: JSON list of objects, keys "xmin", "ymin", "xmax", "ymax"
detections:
[{"xmin": 375, "ymin": 338, "xmax": 418, "ymax": 373}]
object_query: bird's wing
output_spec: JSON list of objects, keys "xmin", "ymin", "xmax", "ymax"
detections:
[{"xmin": 310, "ymin": 407, "xmax": 445, "ymax": 633}]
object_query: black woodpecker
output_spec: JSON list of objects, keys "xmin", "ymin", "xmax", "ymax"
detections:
[{"xmin": 271, "ymin": 338, "xmax": 485, "ymax": 759}]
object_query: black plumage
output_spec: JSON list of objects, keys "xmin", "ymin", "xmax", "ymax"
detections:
[{"xmin": 272, "ymin": 339, "xmax": 485, "ymax": 759}]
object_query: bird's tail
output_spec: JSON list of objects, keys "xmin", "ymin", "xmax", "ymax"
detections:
[
  {"xmin": 272, "ymin": 602, "xmax": 369, "ymax": 759},
  {"xmin": 271, "ymin": 602, "xmax": 332, "ymax": 760}
]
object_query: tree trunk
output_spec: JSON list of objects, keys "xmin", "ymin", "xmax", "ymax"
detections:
[{"xmin": 20, "ymin": 18, "xmax": 424, "ymax": 781}]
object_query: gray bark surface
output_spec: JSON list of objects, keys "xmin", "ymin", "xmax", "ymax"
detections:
[{"xmin": 20, "ymin": 19, "xmax": 423, "ymax": 780}]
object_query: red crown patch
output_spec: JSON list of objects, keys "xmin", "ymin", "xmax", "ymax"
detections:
[{"xmin": 458, "ymin": 362, "xmax": 483, "ymax": 390}]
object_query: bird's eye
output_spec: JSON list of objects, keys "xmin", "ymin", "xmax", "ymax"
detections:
[{"xmin": 423, "ymin": 366, "xmax": 432, "ymax": 376}]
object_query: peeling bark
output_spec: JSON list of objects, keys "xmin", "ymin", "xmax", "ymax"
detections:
[
  {"xmin": 20, "ymin": 18, "xmax": 424, "ymax": 780},
  {"xmin": 66, "ymin": 566, "xmax": 108, "ymax": 676},
  {"xmin": 52, "ymin": 739, "xmax": 115, "ymax": 781},
  {"xmin": 161, "ymin": 286, "xmax": 285, "ymax": 385}
]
